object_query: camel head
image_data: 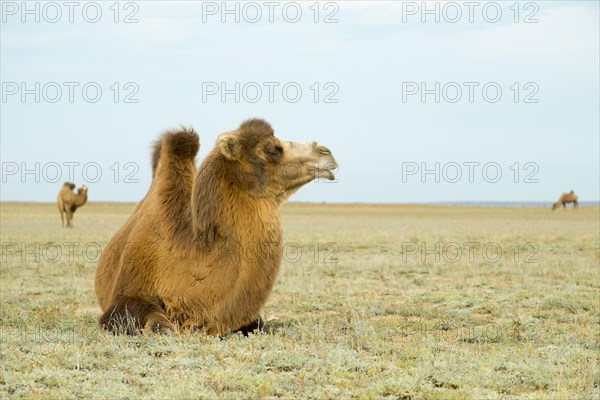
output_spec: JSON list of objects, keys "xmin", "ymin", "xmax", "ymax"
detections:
[
  {"xmin": 215, "ymin": 119, "xmax": 337, "ymax": 202},
  {"xmin": 77, "ymin": 185, "xmax": 88, "ymax": 195}
]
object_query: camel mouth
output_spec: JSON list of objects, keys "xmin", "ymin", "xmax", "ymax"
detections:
[
  {"xmin": 321, "ymin": 162, "xmax": 337, "ymax": 180},
  {"xmin": 321, "ymin": 170, "xmax": 335, "ymax": 181},
  {"xmin": 310, "ymin": 157, "xmax": 338, "ymax": 181}
]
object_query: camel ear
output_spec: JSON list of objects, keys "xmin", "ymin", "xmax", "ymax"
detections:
[{"xmin": 218, "ymin": 134, "xmax": 241, "ymax": 160}]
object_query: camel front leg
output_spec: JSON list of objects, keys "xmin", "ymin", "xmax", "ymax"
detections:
[
  {"xmin": 99, "ymin": 296, "xmax": 175, "ymax": 335},
  {"xmin": 59, "ymin": 208, "xmax": 65, "ymax": 227},
  {"xmin": 66, "ymin": 209, "xmax": 74, "ymax": 227}
]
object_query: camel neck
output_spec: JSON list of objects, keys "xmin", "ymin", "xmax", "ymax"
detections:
[
  {"xmin": 75, "ymin": 193, "xmax": 87, "ymax": 207},
  {"xmin": 191, "ymin": 154, "xmax": 279, "ymax": 249}
]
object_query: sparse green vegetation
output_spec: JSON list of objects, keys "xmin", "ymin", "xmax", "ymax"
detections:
[{"xmin": 1, "ymin": 202, "xmax": 599, "ymax": 399}]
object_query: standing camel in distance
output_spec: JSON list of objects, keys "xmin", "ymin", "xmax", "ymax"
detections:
[
  {"xmin": 552, "ymin": 191, "xmax": 578, "ymax": 210},
  {"xmin": 57, "ymin": 182, "xmax": 89, "ymax": 227}
]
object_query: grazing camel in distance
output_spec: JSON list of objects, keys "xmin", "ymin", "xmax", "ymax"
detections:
[
  {"xmin": 95, "ymin": 118, "xmax": 337, "ymax": 335},
  {"xmin": 57, "ymin": 182, "xmax": 89, "ymax": 227},
  {"xmin": 552, "ymin": 191, "xmax": 578, "ymax": 210}
]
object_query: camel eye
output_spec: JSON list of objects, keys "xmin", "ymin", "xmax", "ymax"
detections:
[{"xmin": 267, "ymin": 145, "xmax": 283, "ymax": 158}]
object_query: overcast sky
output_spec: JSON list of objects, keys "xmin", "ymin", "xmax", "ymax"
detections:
[{"xmin": 1, "ymin": 1, "xmax": 598, "ymax": 203}]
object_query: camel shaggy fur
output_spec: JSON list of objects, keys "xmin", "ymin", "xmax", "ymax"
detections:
[
  {"xmin": 95, "ymin": 119, "xmax": 337, "ymax": 335},
  {"xmin": 57, "ymin": 182, "xmax": 88, "ymax": 227},
  {"xmin": 552, "ymin": 191, "xmax": 578, "ymax": 210}
]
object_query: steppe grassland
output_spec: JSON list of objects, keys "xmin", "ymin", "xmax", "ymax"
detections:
[{"xmin": 0, "ymin": 202, "xmax": 598, "ymax": 399}]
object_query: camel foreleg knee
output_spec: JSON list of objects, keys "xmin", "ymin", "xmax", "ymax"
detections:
[{"xmin": 99, "ymin": 296, "xmax": 175, "ymax": 335}]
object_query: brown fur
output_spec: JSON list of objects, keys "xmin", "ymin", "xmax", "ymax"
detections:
[
  {"xmin": 95, "ymin": 119, "xmax": 337, "ymax": 335},
  {"xmin": 57, "ymin": 182, "xmax": 88, "ymax": 227},
  {"xmin": 552, "ymin": 191, "xmax": 578, "ymax": 210}
]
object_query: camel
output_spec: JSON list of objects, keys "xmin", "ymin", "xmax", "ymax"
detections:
[
  {"xmin": 552, "ymin": 191, "xmax": 578, "ymax": 210},
  {"xmin": 95, "ymin": 118, "xmax": 337, "ymax": 335},
  {"xmin": 57, "ymin": 182, "xmax": 88, "ymax": 227}
]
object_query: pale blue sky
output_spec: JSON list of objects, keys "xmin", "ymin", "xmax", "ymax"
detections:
[{"xmin": 1, "ymin": 1, "xmax": 598, "ymax": 203}]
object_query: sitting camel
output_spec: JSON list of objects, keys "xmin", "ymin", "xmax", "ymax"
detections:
[
  {"xmin": 95, "ymin": 118, "xmax": 337, "ymax": 335},
  {"xmin": 57, "ymin": 182, "xmax": 88, "ymax": 227},
  {"xmin": 552, "ymin": 191, "xmax": 578, "ymax": 210}
]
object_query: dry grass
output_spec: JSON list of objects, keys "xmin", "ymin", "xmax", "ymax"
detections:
[{"xmin": 1, "ymin": 202, "xmax": 599, "ymax": 399}]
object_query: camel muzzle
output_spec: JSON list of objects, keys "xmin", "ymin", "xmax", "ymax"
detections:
[{"xmin": 312, "ymin": 145, "xmax": 338, "ymax": 181}]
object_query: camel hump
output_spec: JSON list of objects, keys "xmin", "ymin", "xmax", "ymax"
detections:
[{"xmin": 152, "ymin": 127, "xmax": 199, "ymax": 174}]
